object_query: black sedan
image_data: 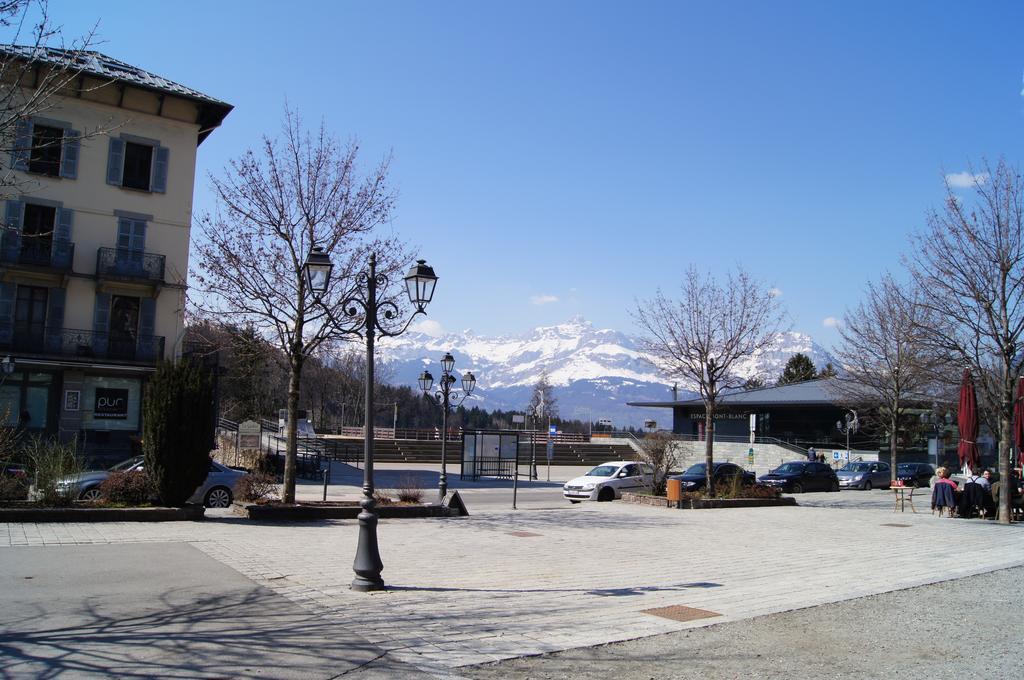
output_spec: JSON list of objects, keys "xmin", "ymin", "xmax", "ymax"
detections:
[
  {"xmin": 668, "ymin": 462, "xmax": 756, "ymax": 492},
  {"xmin": 896, "ymin": 462, "xmax": 935, "ymax": 488},
  {"xmin": 758, "ymin": 461, "xmax": 840, "ymax": 493}
]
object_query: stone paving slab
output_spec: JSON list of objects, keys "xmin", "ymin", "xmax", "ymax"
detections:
[{"xmin": 3, "ymin": 499, "xmax": 1023, "ymax": 675}]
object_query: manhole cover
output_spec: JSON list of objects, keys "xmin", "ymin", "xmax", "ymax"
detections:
[
  {"xmin": 880, "ymin": 523, "xmax": 912, "ymax": 528},
  {"xmin": 508, "ymin": 531, "xmax": 542, "ymax": 537},
  {"xmin": 641, "ymin": 605, "xmax": 721, "ymax": 622}
]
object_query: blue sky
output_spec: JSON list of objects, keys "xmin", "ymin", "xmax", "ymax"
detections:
[{"xmin": 37, "ymin": 0, "xmax": 1024, "ymax": 347}]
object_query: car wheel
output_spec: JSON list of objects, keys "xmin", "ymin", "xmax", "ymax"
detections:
[
  {"xmin": 205, "ymin": 486, "xmax": 232, "ymax": 508},
  {"xmin": 791, "ymin": 482, "xmax": 804, "ymax": 494},
  {"xmin": 830, "ymin": 480, "xmax": 840, "ymax": 492},
  {"xmin": 863, "ymin": 480, "xmax": 872, "ymax": 491},
  {"xmin": 597, "ymin": 486, "xmax": 615, "ymax": 502},
  {"xmin": 79, "ymin": 487, "xmax": 102, "ymax": 501}
]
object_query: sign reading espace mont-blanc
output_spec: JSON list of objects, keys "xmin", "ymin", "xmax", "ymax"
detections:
[{"xmin": 94, "ymin": 388, "xmax": 130, "ymax": 420}]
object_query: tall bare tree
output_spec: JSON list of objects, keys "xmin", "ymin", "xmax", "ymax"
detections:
[
  {"xmin": 527, "ymin": 370, "xmax": 558, "ymax": 426},
  {"xmin": 634, "ymin": 267, "xmax": 787, "ymax": 493},
  {"xmin": 834, "ymin": 275, "xmax": 946, "ymax": 481},
  {"xmin": 1, "ymin": 1, "xmax": 102, "ymax": 196},
  {"xmin": 908, "ymin": 158, "xmax": 1024, "ymax": 524},
  {"xmin": 193, "ymin": 108, "xmax": 407, "ymax": 503}
]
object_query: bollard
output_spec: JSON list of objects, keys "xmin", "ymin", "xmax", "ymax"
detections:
[
  {"xmin": 666, "ymin": 478, "xmax": 682, "ymax": 507},
  {"xmin": 321, "ymin": 466, "xmax": 329, "ymax": 502}
]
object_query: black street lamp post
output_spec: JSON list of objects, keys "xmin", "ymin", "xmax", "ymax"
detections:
[
  {"xmin": 419, "ymin": 352, "xmax": 476, "ymax": 503},
  {"xmin": 304, "ymin": 248, "xmax": 437, "ymax": 592}
]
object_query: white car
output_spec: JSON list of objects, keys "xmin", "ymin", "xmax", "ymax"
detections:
[{"xmin": 563, "ymin": 461, "xmax": 655, "ymax": 503}]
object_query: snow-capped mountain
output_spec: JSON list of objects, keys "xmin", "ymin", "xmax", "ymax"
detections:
[{"xmin": 377, "ymin": 316, "xmax": 834, "ymax": 427}]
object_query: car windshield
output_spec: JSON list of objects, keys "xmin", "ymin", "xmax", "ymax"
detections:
[
  {"xmin": 683, "ymin": 464, "xmax": 707, "ymax": 475},
  {"xmin": 587, "ymin": 465, "xmax": 619, "ymax": 477},
  {"xmin": 897, "ymin": 464, "xmax": 920, "ymax": 472},
  {"xmin": 773, "ymin": 463, "xmax": 805, "ymax": 474},
  {"xmin": 109, "ymin": 456, "xmax": 143, "ymax": 472},
  {"xmin": 841, "ymin": 462, "xmax": 873, "ymax": 472}
]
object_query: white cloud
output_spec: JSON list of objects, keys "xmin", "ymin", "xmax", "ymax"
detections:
[
  {"xmin": 413, "ymin": 319, "xmax": 444, "ymax": 337},
  {"xmin": 822, "ymin": 316, "xmax": 840, "ymax": 328},
  {"xmin": 769, "ymin": 287, "xmax": 783, "ymax": 298},
  {"xmin": 530, "ymin": 294, "xmax": 559, "ymax": 305},
  {"xmin": 945, "ymin": 171, "xmax": 989, "ymax": 189}
]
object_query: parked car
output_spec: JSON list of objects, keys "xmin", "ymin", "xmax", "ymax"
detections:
[
  {"xmin": 53, "ymin": 457, "xmax": 244, "ymax": 507},
  {"xmin": 563, "ymin": 461, "xmax": 655, "ymax": 503},
  {"xmin": 836, "ymin": 461, "xmax": 892, "ymax": 490},
  {"xmin": 667, "ymin": 462, "xmax": 755, "ymax": 492},
  {"xmin": 758, "ymin": 461, "xmax": 840, "ymax": 493},
  {"xmin": 896, "ymin": 462, "xmax": 935, "ymax": 488}
]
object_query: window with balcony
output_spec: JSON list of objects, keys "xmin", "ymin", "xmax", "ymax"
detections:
[
  {"xmin": 109, "ymin": 295, "xmax": 140, "ymax": 360},
  {"xmin": 20, "ymin": 203, "xmax": 55, "ymax": 266},
  {"xmin": 14, "ymin": 285, "xmax": 48, "ymax": 350}
]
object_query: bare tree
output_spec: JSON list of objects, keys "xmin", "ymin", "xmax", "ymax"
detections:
[
  {"xmin": 638, "ymin": 430, "xmax": 677, "ymax": 495},
  {"xmin": 1, "ymin": 1, "xmax": 103, "ymax": 197},
  {"xmin": 907, "ymin": 158, "xmax": 1024, "ymax": 524},
  {"xmin": 834, "ymin": 275, "xmax": 946, "ymax": 481},
  {"xmin": 634, "ymin": 267, "xmax": 787, "ymax": 493},
  {"xmin": 193, "ymin": 107, "xmax": 408, "ymax": 503},
  {"xmin": 527, "ymin": 370, "xmax": 558, "ymax": 427}
]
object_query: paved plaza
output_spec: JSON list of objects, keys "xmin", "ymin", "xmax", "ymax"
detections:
[{"xmin": 2, "ymin": 473, "xmax": 1024, "ymax": 677}]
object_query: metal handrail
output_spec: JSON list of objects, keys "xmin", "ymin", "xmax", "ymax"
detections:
[
  {"xmin": 1, "ymin": 327, "xmax": 165, "ymax": 364},
  {"xmin": 95, "ymin": 246, "xmax": 165, "ymax": 283}
]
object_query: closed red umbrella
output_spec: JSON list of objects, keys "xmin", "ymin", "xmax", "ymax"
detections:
[
  {"xmin": 958, "ymin": 369, "xmax": 980, "ymax": 473},
  {"xmin": 1015, "ymin": 377, "xmax": 1024, "ymax": 469}
]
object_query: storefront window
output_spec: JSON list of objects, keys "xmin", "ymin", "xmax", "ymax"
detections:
[
  {"xmin": 0, "ymin": 372, "xmax": 54, "ymax": 430},
  {"xmin": 81, "ymin": 376, "xmax": 141, "ymax": 431}
]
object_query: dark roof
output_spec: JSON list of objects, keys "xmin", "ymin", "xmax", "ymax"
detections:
[
  {"xmin": 628, "ymin": 379, "xmax": 844, "ymax": 408},
  {"xmin": 0, "ymin": 45, "xmax": 232, "ymax": 142}
]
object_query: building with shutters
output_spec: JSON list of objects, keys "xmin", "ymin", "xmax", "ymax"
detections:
[{"xmin": 0, "ymin": 46, "xmax": 231, "ymax": 459}]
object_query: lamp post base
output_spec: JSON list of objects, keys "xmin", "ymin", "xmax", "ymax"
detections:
[{"xmin": 351, "ymin": 503, "xmax": 385, "ymax": 592}]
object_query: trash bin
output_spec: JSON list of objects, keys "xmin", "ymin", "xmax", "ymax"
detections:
[{"xmin": 666, "ymin": 478, "xmax": 682, "ymax": 504}]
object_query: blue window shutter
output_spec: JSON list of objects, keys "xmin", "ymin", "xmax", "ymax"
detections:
[
  {"xmin": 134, "ymin": 219, "xmax": 147, "ymax": 251},
  {"xmin": 138, "ymin": 297, "xmax": 156, "ymax": 360},
  {"xmin": 92, "ymin": 292, "xmax": 111, "ymax": 355},
  {"xmin": 106, "ymin": 137, "xmax": 125, "ymax": 186},
  {"xmin": 45, "ymin": 287, "xmax": 66, "ymax": 353},
  {"xmin": 0, "ymin": 282, "xmax": 16, "ymax": 345},
  {"xmin": 11, "ymin": 119, "xmax": 31, "ymax": 171},
  {"xmin": 2, "ymin": 201, "xmax": 22, "ymax": 263},
  {"xmin": 53, "ymin": 208, "xmax": 73, "ymax": 269},
  {"xmin": 60, "ymin": 129, "xmax": 80, "ymax": 179},
  {"xmin": 152, "ymin": 146, "xmax": 169, "ymax": 193}
]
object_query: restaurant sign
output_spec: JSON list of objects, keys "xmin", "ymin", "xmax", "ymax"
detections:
[{"xmin": 94, "ymin": 388, "xmax": 130, "ymax": 420}]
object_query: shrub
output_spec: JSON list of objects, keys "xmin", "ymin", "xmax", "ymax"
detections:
[
  {"xmin": 98, "ymin": 470, "xmax": 155, "ymax": 505},
  {"xmin": 24, "ymin": 436, "xmax": 83, "ymax": 506},
  {"xmin": 143, "ymin": 359, "xmax": 217, "ymax": 506},
  {"xmin": 0, "ymin": 474, "xmax": 28, "ymax": 501},
  {"xmin": 395, "ymin": 474, "xmax": 424, "ymax": 504},
  {"xmin": 373, "ymin": 489, "xmax": 395, "ymax": 505},
  {"xmin": 638, "ymin": 431, "xmax": 677, "ymax": 495},
  {"xmin": 234, "ymin": 473, "xmax": 279, "ymax": 503}
]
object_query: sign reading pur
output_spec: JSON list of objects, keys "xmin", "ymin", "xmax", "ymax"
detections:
[{"xmin": 94, "ymin": 388, "xmax": 129, "ymax": 419}]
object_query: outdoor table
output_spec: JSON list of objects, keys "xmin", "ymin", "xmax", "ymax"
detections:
[{"xmin": 892, "ymin": 484, "xmax": 917, "ymax": 513}]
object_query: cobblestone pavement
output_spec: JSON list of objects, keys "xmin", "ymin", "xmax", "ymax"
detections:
[{"xmin": 3, "ymin": 496, "xmax": 1023, "ymax": 676}]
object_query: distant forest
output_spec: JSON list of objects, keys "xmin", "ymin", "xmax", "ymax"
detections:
[{"xmin": 186, "ymin": 321, "xmax": 635, "ymax": 434}]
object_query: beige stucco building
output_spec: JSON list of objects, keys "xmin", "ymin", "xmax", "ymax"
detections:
[{"xmin": 0, "ymin": 46, "xmax": 231, "ymax": 459}]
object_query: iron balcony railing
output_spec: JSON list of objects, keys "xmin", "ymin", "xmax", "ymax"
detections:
[
  {"xmin": 0, "ymin": 230, "xmax": 74, "ymax": 270},
  {"xmin": 0, "ymin": 326, "xmax": 165, "ymax": 365},
  {"xmin": 95, "ymin": 247, "xmax": 165, "ymax": 284}
]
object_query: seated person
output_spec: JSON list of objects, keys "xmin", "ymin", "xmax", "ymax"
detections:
[{"xmin": 932, "ymin": 467, "xmax": 958, "ymax": 515}]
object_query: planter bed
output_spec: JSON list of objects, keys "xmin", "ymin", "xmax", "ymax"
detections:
[
  {"xmin": 234, "ymin": 501, "xmax": 451, "ymax": 521},
  {"xmin": 0, "ymin": 503, "xmax": 206, "ymax": 522},
  {"xmin": 621, "ymin": 492, "xmax": 797, "ymax": 509}
]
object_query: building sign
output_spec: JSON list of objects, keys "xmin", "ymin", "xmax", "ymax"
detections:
[
  {"xmin": 64, "ymin": 390, "xmax": 81, "ymax": 412},
  {"xmin": 94, "ymin": 388, "xmax": 130, "ymax": 420},
  {"xmin": 238, "ymin": 420, "xmax": 261, "ymax": 449}
]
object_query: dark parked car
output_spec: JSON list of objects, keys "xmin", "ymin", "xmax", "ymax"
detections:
[
  {"xmin": 897, "ymin": 462, "xmax": 936, "ymax": 488},
  {"xmin": 668, "ymin": 462, "xmax": 756, "ymax": 492},
  {"xmin": 758, "ymin": 461, "xmax": 840, "ymax": 493}
]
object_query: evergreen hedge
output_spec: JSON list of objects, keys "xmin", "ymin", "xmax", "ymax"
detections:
[{"xmin": 143, "ymin": 359, "xmax": 216, "ymax": 506}]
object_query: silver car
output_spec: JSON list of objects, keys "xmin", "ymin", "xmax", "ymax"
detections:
[
  {"xmin": 54, "ymin": 457, "xmax": 244, "ymax": 507},
  {"xmin": 836, "ymin": 461, "xmax": 891, "ymax": 490}
]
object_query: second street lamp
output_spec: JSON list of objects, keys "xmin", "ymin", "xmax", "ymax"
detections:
[{"xmin": 420, "ymin": 351, "xmax": 476, "ymax": 503}]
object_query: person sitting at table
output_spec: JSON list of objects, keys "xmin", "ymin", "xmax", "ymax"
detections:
[
  {"xmin": 992, "ymin": 471, "xmax": 1024, "ymax": 520},
  {"xmin": 978, "ymin": 469, "xmax": 992, "ymax": 490},
  {"xmin": 932, "ymin": 467, "xmax": 958, "ymax": 517},
  {"xmin": 959, "ymin": 473, "xmax": 988, "ymax": 519}
]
